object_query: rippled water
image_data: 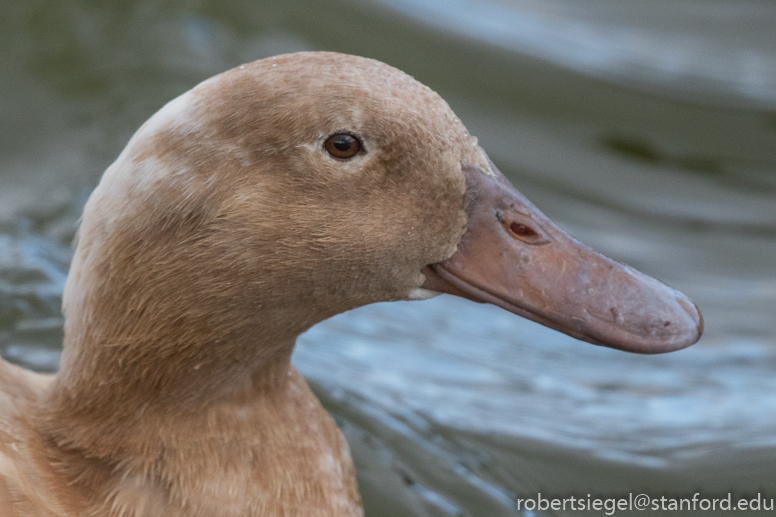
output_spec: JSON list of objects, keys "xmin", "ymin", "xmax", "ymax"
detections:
[{"xmin": 2, "ymin": 1, "xmax": 776, "ymax": 515}]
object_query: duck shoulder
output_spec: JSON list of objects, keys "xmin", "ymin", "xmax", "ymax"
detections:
[{"xmin": 0, "ymin": 359, "xmax": 66, "ymax": 516}]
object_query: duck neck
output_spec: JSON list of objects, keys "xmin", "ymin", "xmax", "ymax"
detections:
[
  {"xmin": 42, "ymin": 328, "xmax": 301, "ymax": 458},
  {"xmin": 35, "ymin": 303, "xmax": 364, "ymax": 516},
  {"xmin": 37, "ymin": 199, "xmax": 339, "ymax": 457},
  {"xmin": 37, "ymin": 353, "xmax": 360, "ymax": 516}
]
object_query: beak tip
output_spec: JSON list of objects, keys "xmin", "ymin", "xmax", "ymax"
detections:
[
  {"xmin": 692, "ymin": 302, "xmax": 705, "ymax": 341},
  {"xmin": 678, "ymin": 296, "xmax": 704, "ymax": 347},
  {"xmin": 645, "ymin": 298, "xmax": 704, "ymax": 354},
  {"xmin": 586, "ymin": 291, "xmax": 704, "ymax": 355}
]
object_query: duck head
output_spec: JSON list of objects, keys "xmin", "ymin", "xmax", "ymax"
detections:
[{"xmin": 60, "ymin": 52, "xmax": 701, "ymax": 405}]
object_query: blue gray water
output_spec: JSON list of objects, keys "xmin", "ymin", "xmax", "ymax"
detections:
[{"xmin": 1, "ymin": 1, "xmax": 775, "ymax": 515}]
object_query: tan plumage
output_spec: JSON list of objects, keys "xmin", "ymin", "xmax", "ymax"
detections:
[
  {"xmin": 0, "ymin": 52, "xmax": 486, "ymax": 516},
  {"xmin": 0, "ymin": 50, "xmax": 704, "ymax": 517}
]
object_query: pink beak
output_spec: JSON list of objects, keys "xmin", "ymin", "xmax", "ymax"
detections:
[{"xmin": 423, "ymin": 161, "xmax": 703, "ymax": 354}]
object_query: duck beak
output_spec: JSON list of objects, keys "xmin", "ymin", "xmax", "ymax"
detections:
[{"xmin": 422, "ymin": 161, "xmax": 703, "ymax": 354}]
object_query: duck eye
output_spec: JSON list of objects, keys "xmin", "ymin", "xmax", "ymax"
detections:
[{"xmin": 324, "ymin": 133, "xmax": 362, "ymax": 160}]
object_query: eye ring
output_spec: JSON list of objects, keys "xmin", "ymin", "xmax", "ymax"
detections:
[{"xmin": 324, "ymin": 132, "xmax": 362, "ymax": 160}]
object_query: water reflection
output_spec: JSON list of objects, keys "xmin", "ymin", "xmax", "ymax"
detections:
[{"xmin": 386, "ymin": 0, "xmax": 776, "ymax": 107}]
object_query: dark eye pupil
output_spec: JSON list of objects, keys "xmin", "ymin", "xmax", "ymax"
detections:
[
  {"xmin": 333, "ymin": 137, "xmax": 353, "ymax": 151},
  {"xmin": 325, "ymin": 132, "xmax": 362, "ymax": 159}
]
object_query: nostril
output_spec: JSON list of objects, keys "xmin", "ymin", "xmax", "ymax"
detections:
[{"xmin": 509, "ymin": 222, "xmax": 537, "ymax": 238}]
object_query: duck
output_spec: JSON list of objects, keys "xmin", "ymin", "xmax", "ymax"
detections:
[{"xmin": 0, "ymin": 52, "xmax": 702, "ymax": 517}]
